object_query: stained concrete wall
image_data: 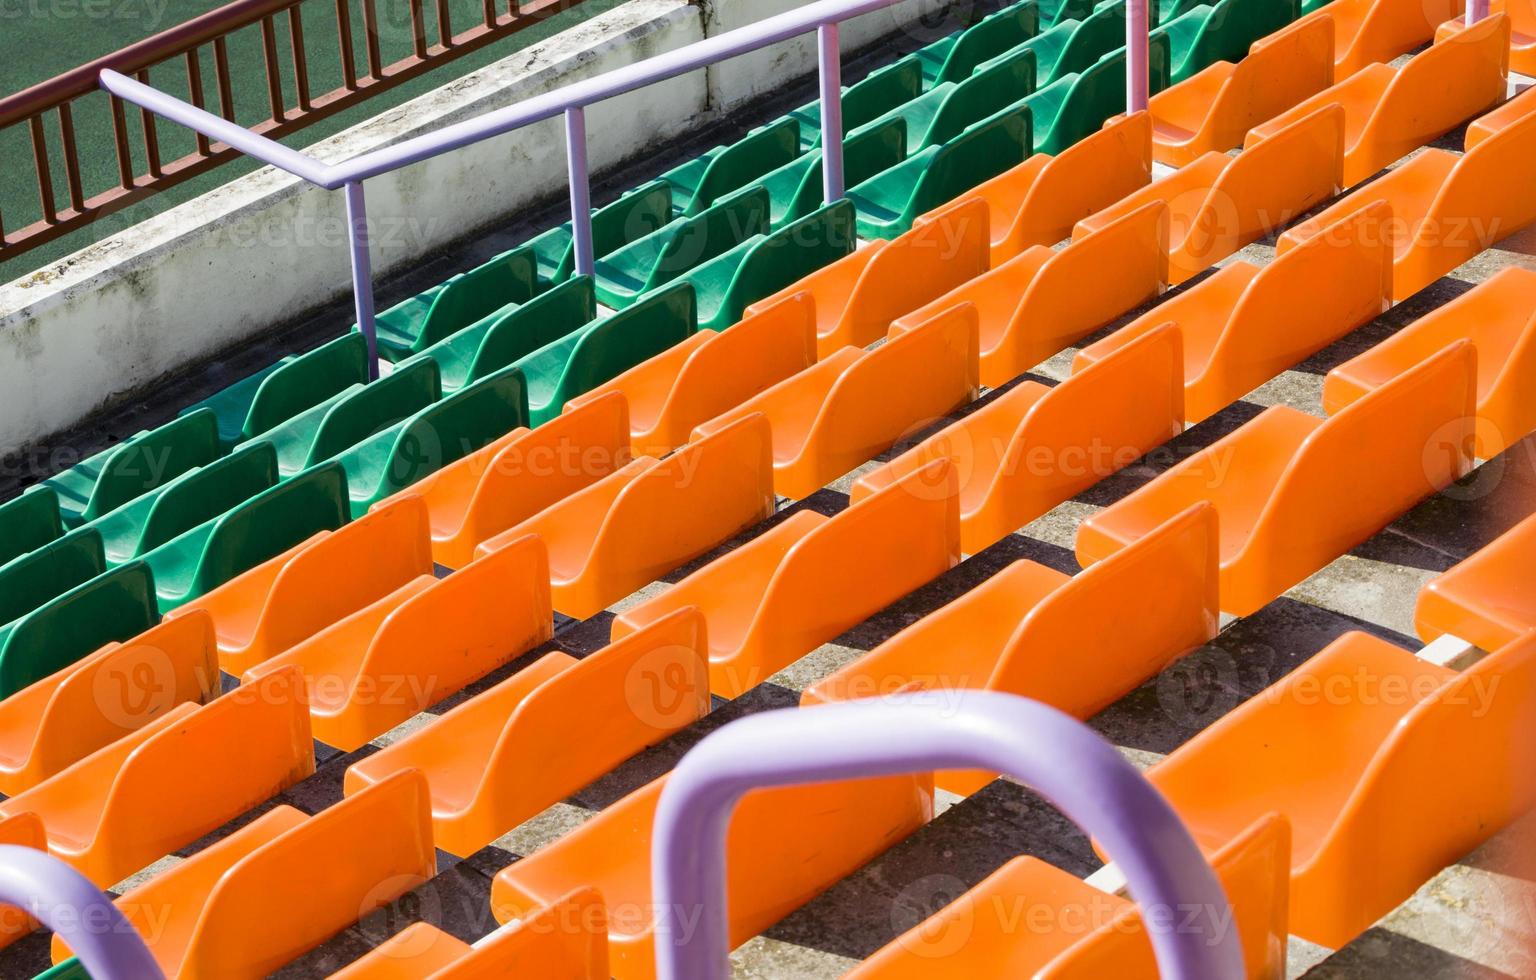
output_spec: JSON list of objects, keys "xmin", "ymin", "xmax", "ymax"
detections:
[{"xmin": 0, "ymin": 0, "xmax": 948, "ymax": 456}]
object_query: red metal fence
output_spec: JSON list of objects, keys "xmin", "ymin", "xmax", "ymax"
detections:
[{"xmin": 0, "ymin": 0, "xmax": 581, "ymax": 263}]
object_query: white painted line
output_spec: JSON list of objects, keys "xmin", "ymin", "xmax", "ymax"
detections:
[
  {"xmin": 1417, "ymin": 633, "xmax": 1483, "ymax": 669},
  {"xmin": 1085, "ymin": 860, "xmax": 1129, "ymax": 895}
]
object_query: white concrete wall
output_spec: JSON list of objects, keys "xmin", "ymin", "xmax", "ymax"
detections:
[{"xmin": 0, "ymin": 0, "xmax": 952, "ymax": 455}]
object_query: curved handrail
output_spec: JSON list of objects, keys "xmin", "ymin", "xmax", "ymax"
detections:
[
  {"xmin": 0, "ymin": 845, "xmax": 163, "ymax": 979},
  {"xmin": 650, "ymin": 690, "xmax": 1243, "ymax": 980}
]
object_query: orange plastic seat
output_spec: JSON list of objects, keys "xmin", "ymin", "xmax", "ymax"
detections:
[
  {"xmin": 1082, "ymin": 106, "xmax": 1342, "ymax": 284},
  {"xmin": 1416, "ymin": 510, "xmax": 1536, "ymax": 651},
  {"xmin": 1279, "ymin": 104, "xmax": 1536, "ymax": 301},
  {"xmin": 1246, "ymin": 15, "xmax": 1509, "ymax": 186},
  {"xmin": 952, "ymin": 112, "xmax": 1153, "ymax": 265},
  {"xmin": 564, "ymin": 296, "xmax": 815, "ymax": 457},
  {"xmin": 1488, "ymin": 0, "xmax": 1536, "ymax": 71},
  {"xmin": 852, "ymin": 324, "xmax": 1185, "ymax": 554},
  {"xmin": 0, "ymin": 812, "xmax": 48, "ymax": 949},
  {"xmin": 746, "ymin": 198, "xmax": 990, "ymax": 356},
  {"xmin": 344, "ymin": 608, "xmax": 710, "ymax": 857},
  {"xmin": 489, "ymin": 770, "xmax": 933, "ymax": 980},
  {"xmin": 1148, "ymin": 630, "xmax": 1536, "ymax": 948},
  {"xmin": 847, "ymin": 813, "xmax": 1289, "ymax": 979},
  {"xmin": 167, "ymin": 496, "xmax": 434, "ymax": 676},
  {"xmin": 805, "ymin": 504, "xmax": 1218, "ymax": 795},
  {"xmin": 1325, "ymin": 267, "xmax": 1536, "ymax": 458},
  {"xmin": 329, "ymin": 888, "xmax": 609, "ymax": 979},
  {"xmin": 0, "ymin": 667, "xmax": 313, "ymax": 887},
  {"xmin": 1077, "ymin": 343, "xmax": 1477, "ymax": 616},
  {"xmin": 1307, "ymin": 0, "xmax": 1464, "ymax": 79},
  {"xmin": 473, "ymin": 415, "xmax": 775, "ymax": 619},
  {"xmin": 0, "ymin": 613, "xmax": 219, "ymax": 796},
  {"xmin": 1078, "ymin": 201, "xmax": 1392, "ymax": 424},
  {"xmin": 894, "ymin": 203, "xmax": 1167, "ymax": 387},
  {"xmin": 1466, "ymin": 78, "xmax": 1536, "ymax": 148},
  {"xmin": 372, "ymin": 393, "xmax": 631, "ymax": 569},
  {"xmin": 1148, "ymin": 17, "xmax": 1334, "ymax": 166},
  {"xmin": 691, "ymin": 306, "xmax": 978, "ymax": 499},
  {"xmin": 243, "ymin": 535, "xmax": 553, "ymax": 751},
  {"xmin": 612, "ymin": 460, "xmax": 962, "ymax": 698},
  {"xmin": 54, "ymin": 770, "xmax": 436, "ymax": 979}
]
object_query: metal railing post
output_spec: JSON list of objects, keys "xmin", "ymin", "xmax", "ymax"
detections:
[
  {"xmin": 1126, "ymin": 0, "xmax": 1149, "ymax": 114},
  {"xmin": 818, "ymin": 22, "xmax": 844, "ymax": 201},
  {"xmin": 1466, "ymin": 0, "xmax": 1487, "ymax": 24},
  {"xmin": 344, "ymin": 180, "xmax": 380, "ymax": 380},
  {"xmin": 566, "ymin": 105, "xmax": 596, "ymax": 278}
]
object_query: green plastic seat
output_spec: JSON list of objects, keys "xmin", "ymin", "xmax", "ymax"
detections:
[
  {"xmin": 593, "ymin": 189, "xmax": 771, "ymax": 310},
  {"xmin": 182, "ymin": 333, "xmax": 371, "ymax": 448},
  {"xmin": 257, "ymin": 359, "xmax": 441, "ymax": 476},
  {"xmin": 679, "ymin": 201, "xmax": 859, "ymax": 332},
  {"xmin": 1026, "ymin": 41, "xmax": 1171, "ymax": 154},
  {"xmin": 333, "ymin": 366, "xmax": 529, "ymax": 517},
  {"xmin": 1037, "ymin": 0, "xmax": 1095, "ymax": 28},
  {"xmin": 413, "ymin": 276, "xmax": 599, "ymax": 395},
  {"xmin": 874, "ymin": 46, "xmax": 1036, "ymax": 153},
  {"xmin": 848, "ymin": 103, "xmax": 1032, "ymax": 240},
  {"xmin": 747, "ymin": 118, "xmax": 908, "ymax": 230},
  {"xmin": 0, "ymin": 489, "xmax": 63, "ymax": 568},
  {"xmin": 787, "ymin": 57, "xmax": 924, "ymax": 150},
  {"xmin": 370, "ymin": 245, "xmax": 538, "ymax": 363},
  {"xmin": 0, "ymin": 529, "xmax": 105, "ymax": 634},
  {"xmin": 1010, "ymin": 4, "xmax": 1128, "ymax": 85},
  {"xmin": 41, "ymin": 409, "xmax": 221, "ymax": 529},
  {"xmin": 661, "ymin": 119, "xmax": 801, "ymax": 218},
  {"xmin": 141, "ymin": 461, "xmax": 351, "ymax": 611},
  {"xmin": 0, "ymin": 561, "xmax": 158, "ymax": 701},
  {"xmin": 1154, "ymin": 0, "xmax": 1298, "ymax": 82},
  {"xmin": 1159, "ymin": 0, "xmax": 1216, "ymax": 23},
  {"xmin": 522, "ymin": 181, "xmax": 674, "ymax": 289},
  {"xmin": 32, "ymin": 960, "xmax": 83, "ymax": 980},
  {"xmin": 519, "ymin": 283, "xmax": 696, "ymax": 425},
  {"xmin": 85, "ymin": 441, "xmax": 279, "ymax": 567},
  {"xmin": 916, "ymin": 0, "xmax": 1040, "ymax": 87}
]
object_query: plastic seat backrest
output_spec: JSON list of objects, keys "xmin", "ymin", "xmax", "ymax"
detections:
[
  {"xmin": 0, "ymin": 562, "xmax": 159, "ymax": 699},
  {"xmin": 307, "ymin": 359, "xmax": 441, "ymax": 466},
  {"xmin": 189, "ymin": 462, "xmax": 352, "ymax": 597},
  {"xmin": 182, "ymin": 770, "xmax": 436, "ymax": 977},
  {"xmin": 134, "ymin": 442, "xmax": 279, "ymax": 558},
  {"xmin": 560, "ymin": 283, "xmax": 696, "ymax": 401},
  {"xmin": 0, "ymin": 530, "xmax": 106, "ymax": 632},
  {"xmin": 245, "ymin": 333, "xmax": 371, "ymax": 440},
  {"xmin": 58, "ymin": 410, "xmax": 222, "ymax": 525},
  {"xmin": 464, "ymin": 276, "xmax": 599, "ymax": 388},
  {"xmin": 420, "ymin": 247, "xmax": 537, "ymax": 349},
  {"xmin": 0, "ymin": 490, "xmax": 63, "ymax": 568},
  {"xmin": 379, "ymin": 367, "xmax": 530, "ymax": 498}
]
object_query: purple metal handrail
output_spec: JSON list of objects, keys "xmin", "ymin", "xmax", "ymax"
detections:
[
  {"xmin": 650, "ymin": 691, "xmax": 1244, "ymax": 980},
  {"xmin": 97, "ymin": 0, "xmax": 1153, "ymax": 378},
  {"xmin": 0, "ymin": 845, "xmax": 163, "ymax": 979}
]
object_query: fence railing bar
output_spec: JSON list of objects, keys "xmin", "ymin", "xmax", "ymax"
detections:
[
  {"xmin": 289, "ymin": 6, "xmax": 313, "ymax": 111},
  {"xmin": 361, "ymin": 0, "xmax": 384, "ymax": 79},
  {"xmin": 213, "ymin": 37, "xmax": 237, "ymax": 119},
  {"xmin": 57, "ymin": 105, "xmax": 86, "ymax": 213},
  {"xmin": 335, "ymin": 0, "xmax": 358, "ymax": 88},
  {"xmin": 135, "ymin": 70, "xmax": 164, "ymax": 178},
  {"xmin": 436, "ymin": 0, "xmax": 454, "ymax": 49},
  {"xmin": 260, "ymin": 15, "xmax": 288, "ymax": 122},
  {"xmin": 185, "ymin": 49, "xmax": 213, "ymax": 154},
  {"xmin": 409, "ymin": 0, "xmax": 430, "ymax": 59},
  {"xmin": 108, "ymin": 96, "xmax": 135, "ymax": 189},
  {"xmin": 28, "ymin": 117, "xmax": 58, "ymax": 225}
]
